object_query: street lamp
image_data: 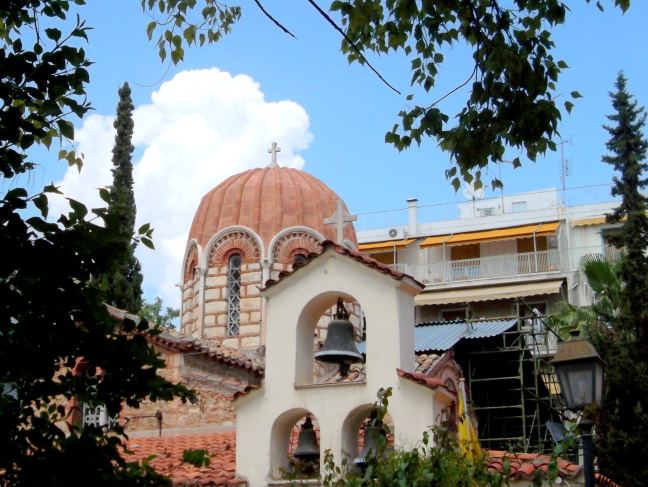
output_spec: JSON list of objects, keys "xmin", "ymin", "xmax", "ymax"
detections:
[{"xmin": 551, "ymin": 330, "xmax": 605, "ymax": 487}]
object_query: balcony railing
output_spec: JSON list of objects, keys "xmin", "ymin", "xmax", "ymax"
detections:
[
  {"xmin": 391, "ymin": 249, "xmax": 563, "ymax": 284},
  {"xmin": 390, "ymin": 246, "xmax": 625, "ymax": 285}
]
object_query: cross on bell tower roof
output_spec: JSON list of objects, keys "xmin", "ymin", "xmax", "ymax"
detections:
[
  {"xmin": 267, "ymin": 142, "xmax": 281, "ymax": 168},
  {"xmin": 324, "ymin": 199, "xmax": 357, "ymax": 245}
]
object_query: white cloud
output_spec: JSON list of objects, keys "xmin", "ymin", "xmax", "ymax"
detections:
[{"xmin": 51, "ymin": 68, "xmax": 313, "ymax": 309}]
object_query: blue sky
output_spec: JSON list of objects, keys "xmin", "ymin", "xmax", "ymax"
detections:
[{"xmin": 37, "ymin": 0, "xmax": 648, "ymax": 307}]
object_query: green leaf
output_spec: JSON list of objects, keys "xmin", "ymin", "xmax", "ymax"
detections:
[
  {"xmin": 33, "ymin": 193, "xmax": 49, "ymax": 218},
  {"xmin": 138, "ymin": 223, "xmax": 151, "ymax": 234},
  {"xmin": 147, "ymin": 21, "xmax": 157, "ymax": 40},
  {"xmin": 565, "ymin": 101, "xmax": 574, "ymax": 114},
  {"xmin": 570, "ymin": 91, "xmax": 583, "ymax": 99},
  {"xmin": 57, "ymin": 120, "xmax": 75, "ymax": 139},
  {"xmin": 45, "ymin": 28, "xmax": 62, "ymax": 42},
  {"xmin": 141, "ymin": 237, "xmax": 155, "ymax": 250},
  {"xmin": 99, "ymin": 188, "xmax": 110, "ymax": 204}
]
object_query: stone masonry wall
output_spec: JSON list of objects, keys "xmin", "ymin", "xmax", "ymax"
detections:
[
  {"xmin": 202, "ymin": 262, "xmax": 263, "ymax": 348},
  {"xmin": 122, "ymin": 347, "xmax": 261, "ymax": 433}
]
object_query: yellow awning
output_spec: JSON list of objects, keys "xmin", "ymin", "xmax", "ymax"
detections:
[
  {"xmin": 359, "ymin": 238, "xmax": 417, "ymax": 253},
  {"xmin": 414, "ymin": 280, "xmax": 564, "ymax": 306},
  {"xmin": 420, "ymin": 222, "xmax": 561, "ymax": 249},
  {"xmin": 571, "ymin": 217, "xmax": 607, "ymax": 227}
]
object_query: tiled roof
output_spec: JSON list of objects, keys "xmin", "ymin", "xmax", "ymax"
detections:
[
  {"xmin": 126, "ymin": 432, "xmax": 244, "ymax": 486},
  {"xmin": 262, "ymin": 241, "xmax": 425, "ymax": 290},
  {"xmin": 396, "ymin": 368, "xmax": 448, "ymax": 392},
  {"xmin": 324, "ymin": 363, "xmax": 366, "ymax": 384},
  {"xmin": 187, "ymin": 166, "xmax": 358, "ymax": 248},
  {"xmin": 128, "ymin": 433, "xmax": 616, "ymax": 486},
  {"xmin": 485, "ymin": 450, "xmax": 582, "ymax": 481},
  {"xmin": 106, "ymin": 305, "xmax": 264, "ymax": 377},
  {"xmin": 415, "ymin": 353, "xmax": 443, "ymax": 375}
]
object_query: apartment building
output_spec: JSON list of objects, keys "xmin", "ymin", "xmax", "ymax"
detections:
[{"xmin": 357, "ymin": 187, "xmax": 621, "ymax": 323}]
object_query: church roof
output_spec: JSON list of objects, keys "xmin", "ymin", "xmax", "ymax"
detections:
[
  {"xmin": 188, "ymin": 166, "xmax": 358, "ymax": 248},
  {"xmin": 125, "ymin": 431, "xmax": 619, "ymax": 486},
  {"xmin": 106, "ymin": 305, "xmax": 265, "ymax": 378},
  {"xmin": 125, "ymin": 432, "xmax": 243, "ymax": 486},
  {"xmin": 261, "ymin": 240, "xmax": 424, "ymax": 290}
]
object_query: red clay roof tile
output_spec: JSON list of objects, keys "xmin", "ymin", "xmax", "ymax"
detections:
[
  {"xmin": 128, "ymin": 433, "xmax": 618, "ymax": 486},
  {"xmin": 188, "ymin": 166, "xmax": 358, "ymax": 248}
]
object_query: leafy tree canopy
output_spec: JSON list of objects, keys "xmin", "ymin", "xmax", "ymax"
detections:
[
  {"xmin": 142, "ymin": 0, "xmax": 631, "ymax": 191},
  {"xmin": 141, "ymin": 297, "xmax": 180, "ymax": 330},
  {"xmin": 0, "ymin": 1, "xmax": 189, "ymax": 484}
]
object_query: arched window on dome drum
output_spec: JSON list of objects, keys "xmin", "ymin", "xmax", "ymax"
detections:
[
  {"xmin": 292, "ymin": 253, "xmax": 308, "ymax": 266},
  {"xmin": 226, "ymin": 253, "xmax": 243, "ymax": 336}
]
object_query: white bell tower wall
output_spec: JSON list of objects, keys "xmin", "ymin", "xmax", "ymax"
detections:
[{"xmin": 234, "ymin": 249, "xmax": 454, "ymax": 486}]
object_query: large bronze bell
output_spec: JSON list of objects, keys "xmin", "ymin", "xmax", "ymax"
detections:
[
  {"xmin": 353, "ymin": 425, "xmax": 386, "ymax": 467},
  {"xmin": 315, "ymin": 298, "xmax": 364, "ymax": 375},
  {"xmin": 293, "ymin": 416, "xmax": 320, "ymax": 461}
]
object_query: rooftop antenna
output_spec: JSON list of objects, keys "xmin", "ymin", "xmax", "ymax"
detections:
[{"xmin": 558, "ymin": 137, "xmax": 572, "ymax": 206}]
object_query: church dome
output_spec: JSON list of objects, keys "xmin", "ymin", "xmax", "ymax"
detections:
[{"xmin": 188, "ymin": 165, "xmax": 358, "ymax": 249}]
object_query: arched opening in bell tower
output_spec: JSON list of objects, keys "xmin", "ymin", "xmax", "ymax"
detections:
[{"xmin": 295, "ymin": 292, "xmax": 365, "ymax": 386}]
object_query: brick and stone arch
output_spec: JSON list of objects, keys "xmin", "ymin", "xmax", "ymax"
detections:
[
  {"xmin": 203, "ymin": 229, "xmax": 263, "ymax": 348},
  {"xmin": 181, "ymin": 243, "xmax": 201, "ymax": 337},
  {"xmin": 271, "ymin": 229, "xmax": 323, "ymax": 271}
]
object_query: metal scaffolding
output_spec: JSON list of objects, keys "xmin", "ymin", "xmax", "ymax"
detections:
[{"xmin": 454, "ymin": 299, "xmax": 565, "ymax": 453}]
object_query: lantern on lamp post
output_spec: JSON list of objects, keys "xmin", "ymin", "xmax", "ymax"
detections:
[{"xmin": 550, "ymin": 330, "xmax": 605, "ymax": 487}]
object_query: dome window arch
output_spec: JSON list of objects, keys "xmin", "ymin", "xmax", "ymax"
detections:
[{"xmin": 226, "ymin": 253, "xmax": 243, "ymax": 336}]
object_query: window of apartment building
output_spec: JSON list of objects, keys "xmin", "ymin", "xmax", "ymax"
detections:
[
  {"xmin": 481, "ymin": 207, "xmax": 495, "ymax": 217},
  {"xmin": 512, "ymin": 201, "xmax": 527, "ymax": 213},
  {"xmin": 517, "ymin": 236, "xmax": 548, "ymax": 253},
  {"xmin": 441, "ymin": 308, "xmax": 469, "ymax": 322},
  {"xmin": 451, "ymin": 243, "xmax": 480, "ymax": 261},
  {"xmin": 370, "ymin": 251, "xmax": 395, "ymax": 266}
]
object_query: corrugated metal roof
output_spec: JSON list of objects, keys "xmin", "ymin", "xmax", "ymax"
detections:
[
  {"xmin": 356, "ymin": 318, "xmax": 517, "ymax": 354},
  {"xmin": 415, "ymin": 318, "xmax": 517, "ymax": 352}
]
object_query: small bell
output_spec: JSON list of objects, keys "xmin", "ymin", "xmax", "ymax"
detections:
[
  {"xmin": 353, "ymin": 425, "xmax": 386, "ymax": 467},
  {"xmin": 293, "ymin": 415, "xmax": 320, "ymax": 461},
  {"xmin": 315, "ymin": 298, "xmax": 364, "ymax": 375}
]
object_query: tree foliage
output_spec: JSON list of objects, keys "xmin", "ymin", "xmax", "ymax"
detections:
[
  {"xmin": 550, "ymin": 253, "xmax": 623, "ymax": 338},
  {"xmin": 0, "ymin": 2, "xmax": 190, "ymax": 484},
  {"xmin": 141, "ymin": 296, "xmax": 180, "ymax": 330},
  {"xmin": 142, "ymin": 0, "xmax": 631, "ymax": 190},
  {"xmin": 318, "ymin": 388, "xmax": 563, "ymax": 487},
  {"xmin": 589, "ymin": 72, "xmax": 648, "ymax": 487},
  {"xmin": 98, "ymin": 82, "xmax": 145, "ymax": 314}
]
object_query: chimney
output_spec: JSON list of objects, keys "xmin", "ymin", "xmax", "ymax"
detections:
[{"xmin": 406, "ymin": 198, "xmax": 418, "ymax": 236}]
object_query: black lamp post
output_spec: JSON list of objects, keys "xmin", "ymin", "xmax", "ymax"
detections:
[{"xmin": 550, "ymin": 330, "xmax": 605, "ymax": 487}]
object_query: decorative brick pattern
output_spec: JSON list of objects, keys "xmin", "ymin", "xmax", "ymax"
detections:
[
  {"xmin": 208, "ymin": 232, "xmax": 261, "ymax": 267},
  {"xmin": 181, "ymin": 245, "xmax": 201, "ymax": 336},
  {"xmin": 272, "ymin": 231, "xmax": 323, "ymax": 270}
]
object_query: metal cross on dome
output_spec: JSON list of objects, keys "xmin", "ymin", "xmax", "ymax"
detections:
[
  {"xmin": 324, "ymin": 199, "xmax": 357, "ymax": 244},
  {"xmin": 267, "ymin": 142, "xmax": 281, "ymax": 168}
]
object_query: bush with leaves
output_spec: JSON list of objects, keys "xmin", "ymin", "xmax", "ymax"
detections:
[{"xmin": 318, "ymin": 388, "xmax": 564, "ymax": 487}]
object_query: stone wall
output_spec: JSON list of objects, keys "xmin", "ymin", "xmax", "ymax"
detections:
[{"xmin": 122, "ymin": 346, "xmax": 262, "ymax": 433}]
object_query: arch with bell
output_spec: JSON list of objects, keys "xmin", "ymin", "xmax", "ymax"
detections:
[{"xmin": 234, "ymin": 244, "xmax": 456, "ymax": 486}]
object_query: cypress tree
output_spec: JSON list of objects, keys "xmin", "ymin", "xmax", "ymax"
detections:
[
  {"xmin": 602, "ymin": 72, "xmax": 648, "ymax": 344},
  {"xmin": 102, "ymin": 82, "xmax": 144, "ymax": 312},
  {"xmin": 593, "ymin": 72, "xmax": 648, "ymax": 486}
]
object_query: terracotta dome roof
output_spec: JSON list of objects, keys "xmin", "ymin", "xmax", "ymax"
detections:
[{"xmin": 189, "ymin": 165, "xmax": 358, "ymax": 249}]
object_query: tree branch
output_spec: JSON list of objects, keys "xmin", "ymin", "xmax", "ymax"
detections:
[
  {"xmin": 304, "ymin": 0, "xmax": 401, "ymax": 95},
  {"xmin": 252, "ymin": 0, "xmax": 297, "ymax": 39}
]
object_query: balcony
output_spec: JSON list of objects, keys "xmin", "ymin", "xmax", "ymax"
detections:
[
  {"xmin": 391, "ymin": 249, "xmax": 562, "ymax": 284},
  {"xmin": 390, "ymin": 246, "xmax": 624, "ymax": 285}
]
